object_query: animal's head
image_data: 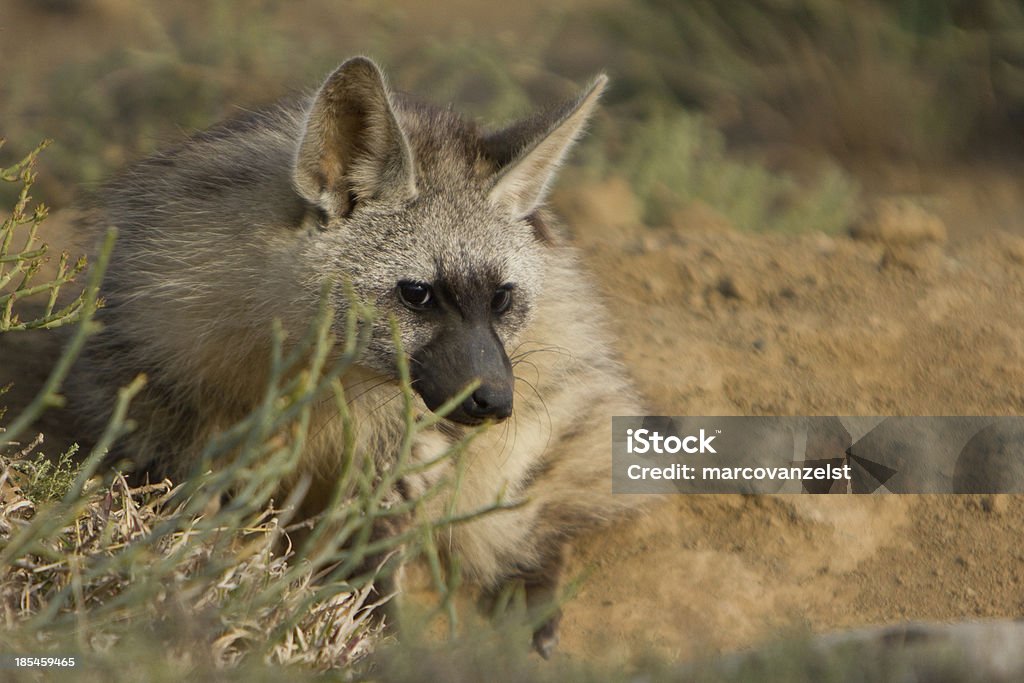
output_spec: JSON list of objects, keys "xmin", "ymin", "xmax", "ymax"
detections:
[{"xmin": 293, "ymin": 57, "xmax": 604, "ymax": 425}]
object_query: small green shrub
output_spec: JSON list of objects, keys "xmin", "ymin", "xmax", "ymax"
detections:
[
  {"xmin": 11, "ymin": 443, "xmax": 81, "ymax": 503},
  {"xmin": 594, "ymin": 110, "xmax": 858, "ymax": 232},
  {"xmin": 0, "ymin": 140, "xmax": 87, "ymax": 332}
]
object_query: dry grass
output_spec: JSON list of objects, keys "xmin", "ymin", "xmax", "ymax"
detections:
[{"xmin": 0, "ymin": 463, "xmax": 386, "ymax": 675}]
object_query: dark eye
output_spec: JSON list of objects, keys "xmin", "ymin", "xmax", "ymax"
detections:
[
  {"xmin": 491, "ymin": 286, "xmax": 513, "ymax": 315},
  {"xmin": 398, "ymin": 281, "xmax": 434, "ymax": 311}
]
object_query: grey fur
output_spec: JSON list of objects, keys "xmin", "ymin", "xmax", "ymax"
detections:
[{"xmin": 69, "ymin": 57, "xmax": 645, "ymax": 654}]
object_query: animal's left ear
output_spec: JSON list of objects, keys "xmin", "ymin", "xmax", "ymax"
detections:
[
  {"xmin": 294, "ymin": 57, "xmax": 417, "ymax": 218},
  {"xmin": 484, "ymin": 75, "xmax": 607, "ymax": 218}
]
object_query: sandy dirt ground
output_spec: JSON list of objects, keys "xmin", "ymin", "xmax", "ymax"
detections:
[{"xmin": 547, "ymin": 174, "xmax": 1024, "ymax": 665}]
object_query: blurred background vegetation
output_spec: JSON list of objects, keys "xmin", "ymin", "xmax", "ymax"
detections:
[{"xmin": 4, "ymin": 0, "xmax": 1023, "ymax": 235}]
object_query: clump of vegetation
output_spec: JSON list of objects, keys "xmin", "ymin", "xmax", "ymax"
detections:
[
  {"xmin": 592, "ymin": 110, "xmax": 859, "ymax": 231},
  {"xmin": 566, "ymin": 0, "xmax": 1024, "ymax": 160},
  {"xmin": 8, "ymin": 442, "xmax": 81, "ymax": 503},
  {"xmin": 0, "ymin": 139, "xmax": 87, "ymax": 332}
]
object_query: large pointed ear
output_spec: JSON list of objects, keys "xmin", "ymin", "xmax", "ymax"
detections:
[
  {"xmin": 484, "ymin": 75, "xmax": 607, "ymax": 218},
  {"xmin": 294, "ymin": 57, "xmax": 417, "ymax": 217}
]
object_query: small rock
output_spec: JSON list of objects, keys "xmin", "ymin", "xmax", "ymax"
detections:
[
  {"xmin": 852, "ymin": 197, "xmax": 947, "ymax": 245},
  {"xmin": 880, "ymin": 244, "xmax": 944, "ymax": 274},
  {"xmin": 981, "ymin": 494, "xmax": 1009, "ymax": 515},
  {"xmin": 717, "ymin": 274, "xmax": 754, "ymax": 301}
]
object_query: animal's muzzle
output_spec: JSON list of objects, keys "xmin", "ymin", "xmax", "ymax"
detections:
[{"xmin": 410, "ymin": 322, "xmax": 515, "ymax": 425}]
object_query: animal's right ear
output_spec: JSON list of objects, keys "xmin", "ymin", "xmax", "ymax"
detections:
[
  {"xmin": 294, "ymin": 57, "xmax": 417, "ymax": 218},
  {"xmin": 483, "ymin": 75, "xmax": 607, "ymax": 220}
]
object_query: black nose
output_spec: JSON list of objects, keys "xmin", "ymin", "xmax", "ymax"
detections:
[{"xmin": 462, "ymin": 384, "xmax": 513, "ymax": 420}]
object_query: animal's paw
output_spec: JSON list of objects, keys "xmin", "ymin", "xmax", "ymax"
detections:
[{"xmin": 531, "ymin": 608, "xmax": 562, "ymax": 659}]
